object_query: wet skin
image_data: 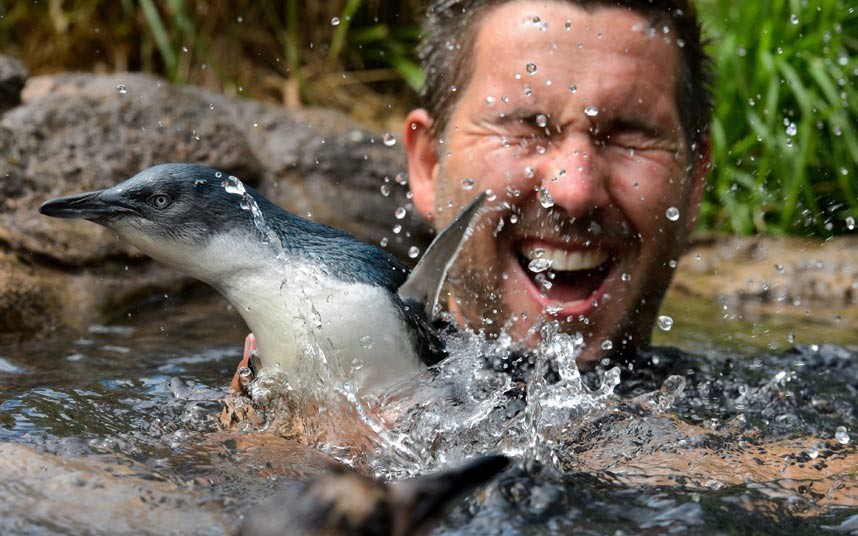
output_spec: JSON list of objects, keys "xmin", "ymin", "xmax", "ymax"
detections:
[{"xmin": 406, "ymin": 2, "xmax": 710, "ymax": 363}]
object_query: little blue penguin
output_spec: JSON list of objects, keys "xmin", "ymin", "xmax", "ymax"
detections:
[{"xmin": 40, "ymin": 163, "xmax": 484, "ymax": 389}]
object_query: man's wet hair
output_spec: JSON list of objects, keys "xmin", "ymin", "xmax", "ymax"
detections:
[{"xmin": 418, "ymin": 0, "xmax": 714, "ymax": 157}]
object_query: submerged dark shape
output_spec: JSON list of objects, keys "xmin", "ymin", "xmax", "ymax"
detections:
[
  {"xmin": 40, "ymin": 163, "xmax": 485, "ymax": 389},
  {"xmin": 240, "ymin": 454, "xmax": 510, "ymax": 536}
]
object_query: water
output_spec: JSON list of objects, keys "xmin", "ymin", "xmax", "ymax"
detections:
[{"xmin": 1, "ymin": 284, "xmax": 855, "ymax": 534}]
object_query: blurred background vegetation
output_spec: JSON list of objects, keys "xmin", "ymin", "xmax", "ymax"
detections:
[{"xmin": 0, "ymin": 0, "xmax": 855, "ymax": 237}]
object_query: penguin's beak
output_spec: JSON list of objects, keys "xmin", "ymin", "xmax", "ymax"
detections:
[{"xmin": 40, "ymin": 190, "xmax": 136, "ymax": 220}]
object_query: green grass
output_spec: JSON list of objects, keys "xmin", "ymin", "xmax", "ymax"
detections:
[
  {"xmin": 698, "ymin": 0, "xmax": 858, "ymax": 236},
  {"xmin": 0, "ymin": 0, "xmax": 854, "ymax": 237}
]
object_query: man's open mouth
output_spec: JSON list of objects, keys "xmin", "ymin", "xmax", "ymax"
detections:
[{"xmin": 515, "ymin": 241, "xmax": 613, "ymax": 305}]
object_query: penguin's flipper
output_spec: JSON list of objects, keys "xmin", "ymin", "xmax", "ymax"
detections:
[
  {"xmin": 391, "ymin": 454, "xmax": 511, "ymax": 533},
  {"xmin": 397, "ymin": 192, "xmax": 486, "ymax": 320}
]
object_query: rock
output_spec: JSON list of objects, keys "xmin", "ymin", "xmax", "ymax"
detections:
[
  {"xmin": 671, "ymin": 234, "xmax": 858, "ymax": 306},
  {"xmin": 0, "ymin": 55, "xmax": 27, "ymax": 114},
  {"xmin": 0, "ymin": 67, "xmax": 430, "ymax": 342}
]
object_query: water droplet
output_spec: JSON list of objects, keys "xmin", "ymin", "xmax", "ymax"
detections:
[
  {"xmin": 485, "ymin": 95, "xmax": 495, "ymax": 106},
  {"xmin": 621, "ymin": 272, "xmax": 631, "ymax": 282},
  {"xmin": 222, "ymin": 175, "xmax": 246, "ymax": 195},
  {"xmin": 565, "ymin": 20, "xmax": 571, "ymax": 30},
  {"xmin": 584, "ymin": 105, "xmax": 599, "ymax": 117},
  {"xmin": 790, "ymin": 13, "xmax": 799, "ymax": 24},
  {"xmin": 524, "ymin": 166, "xmax": 535, "ymax": 179},
  {"xmin": 331, "ymin": 17, "xmax": 340, "ymax": 26},
  {"xmin": 846, "ymin": 216, "xmax": 855, "ymax": 230},
  {"xmin": 523, "ymin": 86, "xmax": 533, "ymax": 97},
  {"xmin": 568, "ymin": 84, "xmax": 577, "ymax": 93},
  {"xmin": 395, "ymin": 172, "xmax": 408, "ymax": 185},
  {"xmin": 806, "ymin": 446, "xmax": 818, "ymax": 459},
  {"xmin": 657, "ymin": 315, "xmax": 673, "ymax": 331},
  {"xmin": 774, "ymin": 263, "xmax": 784, "ymax": 273},
  {"xmin": 665, "ymin": 206, "xmax": 680, "ymax": 221},
  {"xmin": 485, "ymin": 189, "xmax": 496, "ymax": 201},
  {"xmin": 382, "ymin": 132, "xmax": 396, "ymax": 146},
  {"xmin": 526, "ymin": 62, "xmax": 537, "ymax": 74},
  {"xmin": 601, "ymin": 339, "xmax": 613, "ymax": 350},
  {"xmin": 535, "ymin": 113, "xmax": 548, "ymax": 127},
  {"xmin": 461, "ymin": 177, "xmax": 475, "ymax": 190},
  {"xmin": 509, "ymin": 214, "xmax": 519, "ymax": 224},
  {"xmin": 182, "ymin": 46, "xmax": 189, "ymax": 53},
  {"xmin": 380, "ymin": 184, "xmax": 390, "ymax": 196},
  {"xmin": 835, "ymin": 426, "xmax": 850, "ymax": 444},
  {"xmin": 528, "ymin": 258, "xmax": 552, "ymax": 273},
  {"xmin": 116, "ymin": 84, "xmax": 127, "ymax": 94},
  {"xmin": 785, "ymin": 122, "xmax": 797, "ymax": 136},
  {"xmin": 359, "ymin": 335, "xmax": 373, "ymax": 349},
  {"xmin": 394, "ymin": 207, "xmax": 407, "ymax": 220},
  {"xmin": 408, "ymin": 246, "xmax": 420, "ymax": 259},
  {"xmin": 538, "ymin": 186, "xmax": 555, "ymax": 208}
]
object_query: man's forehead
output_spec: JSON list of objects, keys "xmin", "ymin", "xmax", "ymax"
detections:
[
  {"xmin": 465, "ymin": 1, "xmax": 681, "ymax": 117},
  {"xmin": 471, "ymin": 2, "xmax": 677, "ymax": 74}
]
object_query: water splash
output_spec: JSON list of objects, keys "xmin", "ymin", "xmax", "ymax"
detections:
[{"xmin": 523, "ymin": 324, "xmax": 620, "ymax": 461}]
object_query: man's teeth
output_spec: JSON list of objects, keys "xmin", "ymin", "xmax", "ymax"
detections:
[{"xmin": 522, "ymin": 246, "xmax": 609, "ymax": 271}]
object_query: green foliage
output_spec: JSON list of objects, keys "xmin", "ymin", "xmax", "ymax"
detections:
[
  {"xmin": 697, "ymin": 0, "xmax": 857, "ymax": 236},
  {"xmin": 0, "ymin": 1, "xmax": 423, "ymax": 125}
]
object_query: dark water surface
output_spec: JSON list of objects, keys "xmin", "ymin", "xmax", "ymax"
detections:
[{"xmin": 1, "ymin": 289, "xmax": 855, "ymax": 534}]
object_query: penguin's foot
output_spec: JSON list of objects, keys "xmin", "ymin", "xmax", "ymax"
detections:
[{"xmin": 231, "ymin": 333, "xmax": 258, "ymax": 394}]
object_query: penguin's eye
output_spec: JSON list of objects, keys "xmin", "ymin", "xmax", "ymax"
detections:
[{"xmin": 148, "ymin": 193, "xmax": 172, "ymax": 209}]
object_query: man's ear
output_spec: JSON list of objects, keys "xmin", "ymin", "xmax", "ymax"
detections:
[
  {"xmin": 686, "ymin": 134, "xmax": 711, "ymax": 235},
  {"xmin": 404, "ymin": 109, "xmax": 439, "ymax": 223}
]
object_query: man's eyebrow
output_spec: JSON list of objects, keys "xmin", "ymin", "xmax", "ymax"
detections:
[{"xmin": 603, "ymin": 116, "xmax": 664, "ymax": 137}]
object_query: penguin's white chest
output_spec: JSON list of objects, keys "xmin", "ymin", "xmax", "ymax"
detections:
[{"xmin": 221, "ymin": 260, "xmax": 422, "ymax": 389}]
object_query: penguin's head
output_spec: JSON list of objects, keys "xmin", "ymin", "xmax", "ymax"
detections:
[{"xmin": 40, "ymin": 163, "xmax": 281, "ymax": 278}]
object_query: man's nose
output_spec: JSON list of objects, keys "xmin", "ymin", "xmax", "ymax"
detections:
[{"xmin": 538, "ymin": 134, "xmax": 611, "ymax": 217}]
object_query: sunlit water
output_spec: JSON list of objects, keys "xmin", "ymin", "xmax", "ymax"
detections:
[{"xmin": 2, "ymin": 178, "xmax": 855, "ymax": 534}]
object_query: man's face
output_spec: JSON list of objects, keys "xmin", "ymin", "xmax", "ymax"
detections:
[{"xmin": 406, "ymin": 2, "xmax": 708, "ymax": 362}]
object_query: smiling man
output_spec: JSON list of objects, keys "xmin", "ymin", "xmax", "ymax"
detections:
[{"xmin": 404, "ymin": 0, "xmax": 712, "ymax": 364}]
